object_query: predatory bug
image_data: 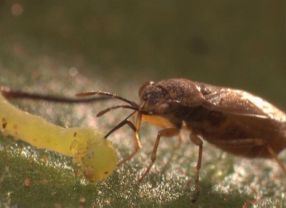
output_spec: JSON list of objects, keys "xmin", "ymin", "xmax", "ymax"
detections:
[{"xmin": 78, "ymin": 78, "xmax": 286, "ymax": 201}]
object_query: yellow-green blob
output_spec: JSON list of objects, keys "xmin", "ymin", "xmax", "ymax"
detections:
[
  {"xmin": 70, "ymin": 129, "xmax": 118, "ymax": 181},
  {"xmin": 0, "ymin": 94, "xmax": 118, "ymax": 182}
]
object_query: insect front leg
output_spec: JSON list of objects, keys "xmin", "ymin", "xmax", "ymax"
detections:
[
  {"xmin": 138, "ymin": 128, "xmax": 179, "ymax": 182},
  {"xmin": 113, "ymin": 120, "xmax": 142, "ymax": 166},
  {"xmin": 117, "ymin": 112, "xmax": 143, "ymax": 166}
]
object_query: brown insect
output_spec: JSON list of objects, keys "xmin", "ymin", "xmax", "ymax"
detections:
[
  {"xmin": 2, "ymin": 78, "xmax": 286, "ymax": 201},
  {"xmin": 78, "ymin": 78, "xmax": 286, "ymax": 199}
]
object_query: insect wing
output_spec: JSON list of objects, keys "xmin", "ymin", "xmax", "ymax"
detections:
[{"xmin": 200, "ymin": 86, "xmax": 286, "ymax": 123}]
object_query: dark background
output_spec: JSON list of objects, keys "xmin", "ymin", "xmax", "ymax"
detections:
[
  {"xmin": 0, "ymin": 0, "xmax": 285, "ymax": 107},
  {"xmin": 0, "ymin": 0, "xmax": 286, "ymax": 92}
]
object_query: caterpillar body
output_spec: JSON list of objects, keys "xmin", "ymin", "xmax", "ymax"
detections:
[{"xmin": 0, "ymin": 94, "xmax": 118, "ymax": 182}]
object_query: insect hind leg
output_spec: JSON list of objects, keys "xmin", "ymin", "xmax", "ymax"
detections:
[
  {"xmin": 267, "ymin": 145, "xmax": 286, "ymax": 175},
  {"xmin": 188, "ymin": 133, "xmax": 203, "ymax": 202}
]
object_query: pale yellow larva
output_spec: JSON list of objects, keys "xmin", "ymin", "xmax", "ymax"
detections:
[{"xmin": 0, "ymin": 94, "xmax": 118, "ymax": 182}]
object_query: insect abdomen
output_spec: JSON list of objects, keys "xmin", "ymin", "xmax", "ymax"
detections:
[{"xmin": 182, "ymin": 106, "xmax": 286, "ymax": 158}]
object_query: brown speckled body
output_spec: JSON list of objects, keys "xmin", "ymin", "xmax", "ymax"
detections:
[{"xmin": 140, "ymin": 78, "xmax": 286, "ymax": 158}]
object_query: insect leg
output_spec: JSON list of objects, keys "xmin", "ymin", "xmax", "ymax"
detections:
[
  {"xmin": 138, "ymin": 128, "xmax": 179, "ymax": 182},
  {"xmin": 189, "ymin": 133, "xmax": 203, "ymax": 201},
  {"xmin": 106, "ymin": 119, "xmax": 142, "ymax": 166},
  {"xmin": 104, "ymin": 111, "xmax": 135, "ymax": 138},
  {"xmin": 267, "ymin": 145, "xmax": 286, "ymax": 175},
  {"xmin": 160, "ymin": 133, "xmax": 183, "ymax": 174},
  {"xmin": 175, "ymin": 132, "xmax": 183, "ymax": 150},
  {"xmin": 117, "ymin": 112, "xmax": 143, "ymax": 166}
]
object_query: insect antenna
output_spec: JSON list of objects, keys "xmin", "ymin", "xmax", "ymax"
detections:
[
  {"xmin": 0, "ymin": 87, "xmax": 111, "ymax": 103},
  {"xmin": 104, "ymin": 111, "xmax": 136, "ymax": 138},
  {"xmin": 97, "ymin": 105, "xmax": 138, "ymax": 117},
  {"xmin": 76, "ymin": 91, "xmax": 138, "ymax": 107}
]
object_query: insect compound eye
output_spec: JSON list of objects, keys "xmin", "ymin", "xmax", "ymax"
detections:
[
  {"xmin": 141, "ymin": 92, "xmax": 156, "ymax": 105},
  {"xmin": 142, "ymin": 93, "xmax": 149, "ymax": 101},
  {"xmin": 142, "ymin": 87, "xmax": 167, "ymax": 105},
  {"xmin": 139, "ymin": 81, "xmax": 155, "ymax": 97}
]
